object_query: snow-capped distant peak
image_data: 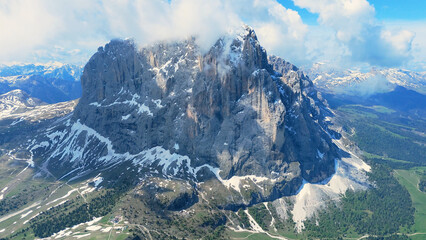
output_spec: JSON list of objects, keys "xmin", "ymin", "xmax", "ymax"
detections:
[
  {"xmin": 0, "ymin": 89, "xmax": 44, "ymax": 108},
  {"xmin": 0, "ymin": 62, "xmax": 83, "ymax": 81},
  {"xmin": 38, "ymin": 61, "xmax": 65, "ymax": 68},
  {"xmin": 307, "ymin": 64, "xmax": 426, "ymax": 95}
]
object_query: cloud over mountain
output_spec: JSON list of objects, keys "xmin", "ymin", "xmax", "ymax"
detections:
[{"xmin": 0, "ymin": 0, "xmax": 420, "ymax": 70}]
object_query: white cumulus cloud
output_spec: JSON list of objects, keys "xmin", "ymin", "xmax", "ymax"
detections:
[
  {"xmin": 0, "ymin": 0, "xmax": 309, "ymax": 65},
  {"xmin": 0, "ymin": 0, "xmax": 421, "ymax": 71},
  {"xmin": 293, "ymin": 0, "xmax": 415, "ymax": 67}
]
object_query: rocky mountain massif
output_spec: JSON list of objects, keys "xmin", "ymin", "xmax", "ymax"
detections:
[
  {"xmin": 0, "ymin": 27, "xmax": 370, "ymax": 239},
  {"xmin": 0, "ymin": 62, "xmax": 83, "ymax": 103},
  {"xmin": 33, "ymin": 27, "xmax": 339, "ymax": 198}
]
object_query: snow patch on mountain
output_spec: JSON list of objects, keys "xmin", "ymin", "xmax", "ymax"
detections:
[
  {"xmin": 32, "ymin": 120, "xmax": 210, "ymax": 180},
  {"xmin": 32, "ymin": 119, "xmax": 290, "ymax": 188},
  {"xmin": 90, "ymin": 93, "xmax": 153, "ymax": 116},
  {"xmin": 203, "ymin": 165, "xmax": 276, "ymax": 193}
]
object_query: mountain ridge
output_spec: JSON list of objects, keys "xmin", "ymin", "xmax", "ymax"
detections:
[
  {"xmin": 0, "ymin": 89, "xmax": 77, "ymax": 124},
  {"xmin": 307, "ymin": 63, "xmax": 426, "ymax": 95},
  {"xmin": 0, "ymin": 62, "xmax": 83, "ymax": 103}
]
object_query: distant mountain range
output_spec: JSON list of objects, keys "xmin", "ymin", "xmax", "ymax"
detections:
[
  {"xmin": 306, "ymin": 63, "xmax": 426, "ymax": 118},
  {"xmin": 0, "ymin": 62, "xmax": 83, "ymax": 103},
  {"xmin": 306, "ymin": 63, "xmax": 426, "ymax": 96}
]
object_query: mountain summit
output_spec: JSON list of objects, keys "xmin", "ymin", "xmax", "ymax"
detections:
[{"xmin": 29, "ymin": 27, "xmax": 365, "ymax": 215}]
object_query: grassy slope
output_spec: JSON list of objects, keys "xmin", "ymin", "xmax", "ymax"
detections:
[
  {"xmin": 394, "ymin": 168, "xmax": 426, "ymax": 234},
  {"xmin": 335, "ymin": 104, "xmax": 426, "ymax": 169}
]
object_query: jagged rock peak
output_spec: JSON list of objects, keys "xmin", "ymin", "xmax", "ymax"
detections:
[{"xmin": 32, "ymin": 26, "xmax": 339, "ymax": 205}]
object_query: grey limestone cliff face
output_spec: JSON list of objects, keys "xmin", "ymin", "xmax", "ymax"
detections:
[{"xmin": 33, "ymin": 27, "xmax": 338, "ymax": 200}]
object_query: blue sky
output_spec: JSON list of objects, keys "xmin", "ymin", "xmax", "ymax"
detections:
[
  {"xmin": 278, "ymin": 0, "xmax": 318, "ymax": 25},
  {"xmin": 0, "ymin": 0, "xmax": 425, "ymax": 71},
  {"xmin": 369, "ymin": 0, "xmax": 426, "ymax": 21},
  {"xmin": 279, "ymin": 0, "xmax": 426, "ymax": 23}
]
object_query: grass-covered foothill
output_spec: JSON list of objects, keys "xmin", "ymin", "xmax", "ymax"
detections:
[
  {"xmin": 394, "ymin": 168, "xmax": 426, "ymax": 234},
  {"xmin": 3, "ymin": 180, "xmax": 132, "ymax": 240},
  {"xmin": 336, "ymin": 104, "xmax": 426, "ymax": 168},
  {"xmin": 0, "ymin": 182, "xmax": 53, "ymax": 217},
  {"xmin": 30, "ymin": 189, "xmax": 123, "ymax": 238},
  {"xmin": 303, "ymin": 99, "xmax": 426, "ymax": 239}
]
